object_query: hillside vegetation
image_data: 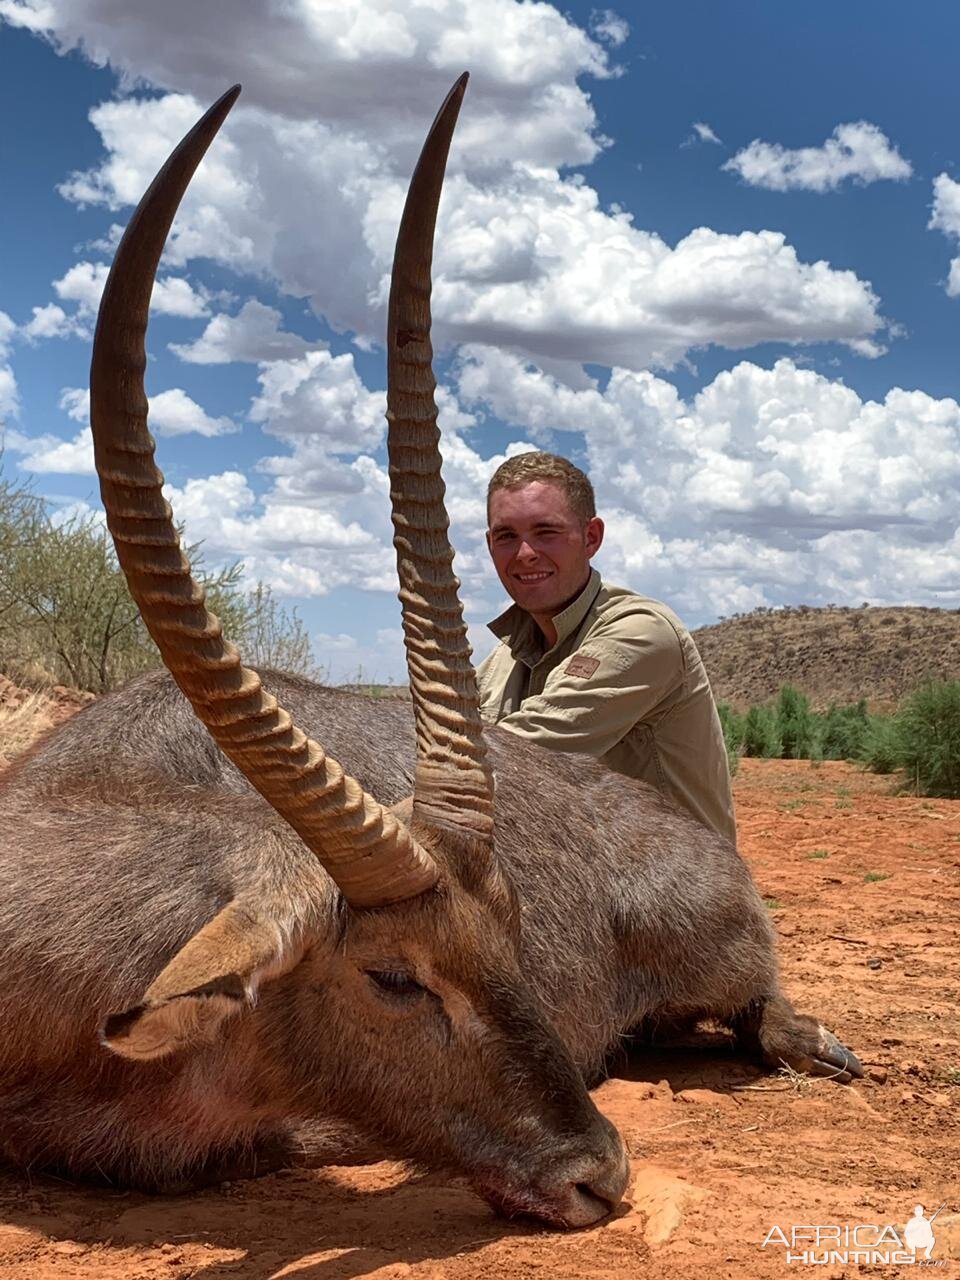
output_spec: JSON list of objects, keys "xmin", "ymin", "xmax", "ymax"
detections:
[{"xmin": 693, "ymin": 605, "xmax": 960, "ymax": 712}]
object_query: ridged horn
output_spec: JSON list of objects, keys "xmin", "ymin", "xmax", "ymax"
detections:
[
  {"xmin": 89, "ymin": 86, "xmax": 439, "ymax": 908},
  {"xmin": 386, "ymin": 73, "xmax": 495, "ymax": 842}
]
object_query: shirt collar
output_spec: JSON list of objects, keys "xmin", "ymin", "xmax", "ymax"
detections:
[{"xmin": 487, "ymin": 569, "xmax": 602, "ymax": 666}]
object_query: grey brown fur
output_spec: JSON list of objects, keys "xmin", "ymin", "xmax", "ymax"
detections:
[{"xmin": 0, "ymin": 666, "xmax": 859, "ymax": 1219}]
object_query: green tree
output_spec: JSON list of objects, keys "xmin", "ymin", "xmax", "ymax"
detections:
[
  {"xmin": 820, "ymin": 698, "xmax": 870, "ymax": 760},
  {"xmin": 859, "ymin": 715, "xmax": 901, "ymax": 775},
  {"xmin": 0, "ymin": 458, "xmax": 320, "ymax": 692},
  {"xmin": 775, "ymin": 684, "xmax": 817, "ymax": 759},
  {"xmin": 236, "ymin": 582, "xmax": 320, "ymax": 679},
  {"xmin": 0, "ymin": 462, "xmax": 45, "ymax": 673},
  {"xmin": 741, "ymin": 704, "xmax": 781, "ymax": 758},
  {"xmin": 895, "ymin": 681, "xmax": 960, "ymax": 798},
  {"xmin": 0, "ymin": 509, "xmax": 147, "ymax": 690}
]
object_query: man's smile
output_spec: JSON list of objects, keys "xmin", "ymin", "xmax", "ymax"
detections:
[{"xmin": 514, "ymin": 570, "xmax": 553, "ymax": 582}]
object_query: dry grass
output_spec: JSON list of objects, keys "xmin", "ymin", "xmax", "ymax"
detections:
[{"xmin": 0, "ymin": 688, "xmax": 54, "ymax": 767}]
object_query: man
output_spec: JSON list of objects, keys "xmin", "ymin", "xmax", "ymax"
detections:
[{"xmin": 475, "ymin": 451, "xmax": 736, "ymax": 845}]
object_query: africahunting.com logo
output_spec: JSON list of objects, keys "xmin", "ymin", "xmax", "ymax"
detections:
[{"xmin": 762, "ymin": 1203, "xmax": 948, "ymax": 1266}]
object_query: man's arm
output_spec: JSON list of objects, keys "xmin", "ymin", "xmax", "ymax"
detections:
[{"xmin": 492, "ymin": 610, "xmax": 686, "ymax": 757}]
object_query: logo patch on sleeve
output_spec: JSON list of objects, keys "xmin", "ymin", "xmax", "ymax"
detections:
[{"xmin": 565, "ymin": 655, "xmax": 600, "ymax": 678}]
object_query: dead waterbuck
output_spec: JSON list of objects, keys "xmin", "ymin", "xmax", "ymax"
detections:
[{"xmin": 0, "ymin": 76, "xmax": 861, "ymax": 1227}]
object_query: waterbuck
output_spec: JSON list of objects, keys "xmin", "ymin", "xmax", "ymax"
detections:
[{"xmin": 0, "ymin": 76, "xmax": 861, "ymax": 1229}]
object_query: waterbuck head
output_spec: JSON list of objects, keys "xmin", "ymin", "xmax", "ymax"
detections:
[{"xmin": 89, "ymin": 78, "xmax": 629, "ymax": 1227}]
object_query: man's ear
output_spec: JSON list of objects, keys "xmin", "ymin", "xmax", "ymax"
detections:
[
  {"xmin": 585, "ymin": 515, "xmax": 604, "ymax": 557},
  {"xmin": 101, "ymin": 898, "xmax": 313, "ymax": 1061}
]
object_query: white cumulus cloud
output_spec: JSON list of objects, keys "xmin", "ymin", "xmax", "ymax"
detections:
[
  {"xmin": 159, "ymin": 467, "xmax": 393, "ymax": 600},
  {"xmin": 134, "ymin": 346, "xmax": 960, "ymax": 634},
  {"xmin": 21, "ymin": 303, "xmax": 89, "ymax": 342},
  {"xmin": 250, "ymin": 348, "xmax": 387, "ymax": 453},
  {"xmin": 170, "ymin": 299, "xmax": 315, "ymax": 364},
  {"xmin": 3, "ymin": 0, "xmax": 614, "ymax": 170},
  {"xmin": 8, "ymin": 383, "xmax": 237, "ymax": 474},
  {"xmin": 51, "ymin": 261, "xmax": 111, "ymax": 310},
  {"xmin": 724, "ymin": 121, "xmax": 912, "ymax": 193},
  {"xmin": 148, "ymin": 388, "xmax": 237, "ymax": 436},
  {"xmin": 58, "ymin": 384, "xmax": 236, "ymax": 438},
  {"xmin": 928, "ymin": 173, "xmax": 960, "ymax": 296},
  {"xmin": 0, "ymin": 311, "xmax": 18, "ymax": 422},
  {"xmin": 450, "ymin": 347, "xmax": 960, "ymax": 618},
  {"xmin": 311, "ymin": 627, "xmax": 409, "ymax": 686},
  {"xmin": 50, "ymin": 259, "xmax": 209, "ymax": 318},
  {"xmin": 36, "ymin": 337, "xmax": 956, "ymax": 649},
  {"xmin": 591, "ymin": 9, "xmax": 629, "ymax": 48},
  {"xmin": 4, "ymin": 427, "xmax": 94, "ymax": 474},
  {"xmin": 684, "ymin": 121, "xmax": 722, "ymax": 147},
  {"xmin": 428, "ymin": 180, "xmax": 884, "ymax": 365},
  {"xmin": 1, "ymin": 1, "xmax": 888, "ymax": 366},
  {"xmin": 3, "ymin": 0, "xmax": 941, "ymax": 647}
]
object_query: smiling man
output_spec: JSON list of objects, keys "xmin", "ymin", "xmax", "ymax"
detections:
[{"xmin": 476, "ymin": 452, "xmax": 736, "ymax": 844}]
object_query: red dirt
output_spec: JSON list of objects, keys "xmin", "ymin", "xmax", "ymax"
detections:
[
  {"xmin": 0, "ymin": 758, "xmax": 957, "ymax": 1278},
  {"xmin": 0, "ymin": 674, "xmax": 95, "ymax": 727}
]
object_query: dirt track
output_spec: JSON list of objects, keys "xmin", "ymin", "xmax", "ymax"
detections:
[{"xmin": 0, "ymin": 758, "xmax": 957, "ymax": 1278}]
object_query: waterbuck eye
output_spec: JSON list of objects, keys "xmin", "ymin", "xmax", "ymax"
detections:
[{"xmin": 366, "ymin": 969, "xmax": 425, "ymax": 1001}]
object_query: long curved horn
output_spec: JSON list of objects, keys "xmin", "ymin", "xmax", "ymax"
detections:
[
  {"xmin": 386, "ymin": 73, "xmax": 494, "ymax": 842},
  {"xmin": 90, "ymin": 86, "xmax": 438, "ymax": 909}
]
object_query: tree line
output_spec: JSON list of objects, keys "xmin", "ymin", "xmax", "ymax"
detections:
[{"xmin": 718, "ymin": 682, "xmax": 960, "ymax": 799}]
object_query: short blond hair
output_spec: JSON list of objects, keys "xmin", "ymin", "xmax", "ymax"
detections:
[{"xmin": 486, "ymin": 452, "xmax": 596, "ymax": 524}]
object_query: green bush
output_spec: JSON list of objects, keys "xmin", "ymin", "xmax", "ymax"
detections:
[
  {"xmin": 820, "ymin": 698, "xmax": 870, "ymax": 760},
  {"xmin": 741, "ymin": 703, "xmax": 782, "ymax": 758},
  {"xmin": 716, "ymin": 701, "xmax": 744, "ymax": 775},
  {"xmin": 775, "ymin": 684, "xmax": 818, "ymax": 759},
  {"xmin": 859, "ymin": 715, "xmax": 901, "ymax": 775},
  {"xmin": 894, "ymin": 681, "xmax": 960, "ymax": 798},
  {"xmin": 715, "ymin": 680, "xmax": 958, "ymax": 801},
  {"xmin": 717, "ymin": 702, "xmax": 744, "ymax": 750}
]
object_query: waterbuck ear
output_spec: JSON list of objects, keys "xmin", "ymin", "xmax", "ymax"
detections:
[{"xmin": 101, "ymin": 899, "xmax": 311, "ymax": 1061}]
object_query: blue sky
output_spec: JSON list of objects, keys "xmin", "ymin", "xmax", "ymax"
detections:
[{"xmin": 1, "ymin": 1, "xmax": 959, "ymax": 682}]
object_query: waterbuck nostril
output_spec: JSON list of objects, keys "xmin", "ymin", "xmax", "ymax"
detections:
[
  {"xmin": 575, "ymin": 1180, "xmax": 616, "ymax": 1213},
  {"xmin": 554, "ymin": 1129, "xmax": 630, "ymax": 1227},
  {"xmin": 587, "ymin": 1145, "xmax": 631, "ymax": 1210}
]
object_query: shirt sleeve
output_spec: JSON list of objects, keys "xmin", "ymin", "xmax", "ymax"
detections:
[
  {"xmin": 474, "ymin": 643, "xmax": 502, "ymax": 724},
  {"xmin": 493, "ymin": 610, "xmax": 685, "ymax": 757}
]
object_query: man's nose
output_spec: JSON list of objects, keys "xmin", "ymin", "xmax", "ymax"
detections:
[{"xmin": 514, "ymin": 539, "xmax": 539, "ymax": 563}]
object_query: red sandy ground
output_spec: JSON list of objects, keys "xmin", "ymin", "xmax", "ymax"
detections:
[
  {"xmin": 0, "ymin": 676, "xmax": 94, "ymax": 723},
  {"xmin": 0, "ymin": 757, "xmax": 957, "ymax": 1279}
]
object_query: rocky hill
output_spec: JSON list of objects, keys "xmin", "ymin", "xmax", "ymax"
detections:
[{"xmin": 693, "ymin": 605, "xmax": 960, "ymax": 712}]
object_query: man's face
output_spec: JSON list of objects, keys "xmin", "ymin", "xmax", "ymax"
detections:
[{"xmin": 486, "ymin": 480, "xmax": 604, "ymax": 617}]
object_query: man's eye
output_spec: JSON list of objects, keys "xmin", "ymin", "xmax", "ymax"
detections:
[{"xmin": 366, "ymin": 969, "xmax": 425, "ymax": 1000}]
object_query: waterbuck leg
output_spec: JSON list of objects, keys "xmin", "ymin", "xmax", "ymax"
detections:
[
  {"xmin": 626, "ymin": 1011, "xmax": 726, "ymax": 1050},
  {"xmin": 732, "ymin": 995, "xmax": 864, "ymax": 1084},
  {"xmin": 285, "ymin": 1119, "xmax": 386, "ymax": 1167},
  {"xmin": 158, "ymin": 1121, "xmax": 386, "ymax": 1188},
  {"xmin": 145, "ymin": 1130, "xmax": 298, "ymax": 1194}
]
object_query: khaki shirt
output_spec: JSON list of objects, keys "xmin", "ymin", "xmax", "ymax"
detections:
[{"xmin": 475, "ymin": 570, "xmax": 737, "ymax": 845}]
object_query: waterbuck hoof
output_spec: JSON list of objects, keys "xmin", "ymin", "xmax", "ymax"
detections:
[
  {"xmin": 804, "ymin": 1025, "xmax": 864, "ymax": 1084},
  {"xmin": 735, "ymin": 997, "xmax": 864, "ymax": 1086}
]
